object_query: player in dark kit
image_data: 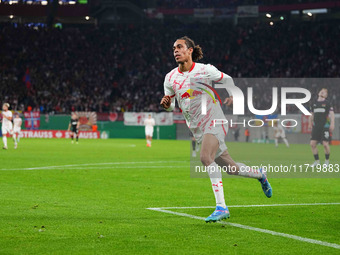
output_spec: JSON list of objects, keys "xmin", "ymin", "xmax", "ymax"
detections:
[
  {"xmin": 68, "ymin": 113, "xmax": 80, "ymax": 144},
  {"xmin": 308, "ymin": 88, "xmax": 335, "ymax": 167}
]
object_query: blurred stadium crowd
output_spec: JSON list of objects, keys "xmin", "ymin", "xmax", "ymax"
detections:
[
  {"xmin": 0, "ymin": 20, "xmax": 339, "ymax": 114},
  {"xmin": 156, "ymin": 0, "xmax": 325, "ymax": 8}
]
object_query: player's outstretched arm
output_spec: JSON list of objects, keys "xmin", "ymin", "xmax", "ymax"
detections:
[{"xmin": 67, "ymin": 123, "xmax": 71, "ymax": 131}]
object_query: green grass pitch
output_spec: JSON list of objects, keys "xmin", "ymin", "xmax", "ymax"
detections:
[{"xmin": 0, "ymin": 138, "xmax": 339, "ymax": 254}]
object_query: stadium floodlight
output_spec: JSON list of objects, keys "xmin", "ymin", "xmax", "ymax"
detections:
[
  {"xmin": 85, "ymin": 16, "xmax": 90, "ymax": 20},
  {"xmin": 69, "ymin": 1, "xmax": 76, "ymax": 4},
  {"xmin": 270, "ymin": 21, "xmax": 274, "ymax": 26},
  {"xmin": 9, "ymin": 15, "xmax": 14, "ymax": 19},
  {"xmin": 9, "ymin": 1, "xmax": 12, "ymax": 4},
  {"xmin": 280, "ymin": 16, "xmax": 284, "ymax": 20},
  {"xmin": 27, "ymin": 0, "xmax": 33, "ymax": 4},
  {"xmin": 266, "ymin": 13, "xmax": 271, "ymax": 18},
  {"xmin": 307, "ymin": 12, "xmax": 313, "ymax": 17},
  {"xmin": 303, "ymin": 8, "xmax": 327, "ymax": 14},
  {"xmin": 41, "ymin": 1, "xmax": 48, "ymax": 5}
]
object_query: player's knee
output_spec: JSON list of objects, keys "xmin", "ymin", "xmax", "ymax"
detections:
[{"xmin": 200, "ymin": 152, "xmax": 212, "ymax": 166}]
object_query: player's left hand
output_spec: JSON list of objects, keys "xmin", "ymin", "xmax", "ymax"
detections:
[{"xmin": 223, "ymin": 96, "xmax": 233, "ymax": 106}]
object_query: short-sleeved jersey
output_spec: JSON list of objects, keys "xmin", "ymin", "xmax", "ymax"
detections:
[
  {"xmin": 13, "ymin": 117, "xmax": 22, "ymax": 128},
  {"xmin": 2, "ymin": 111, "xmax": 13, "ymax": 127},
  {"xmin": 311, "ymin": 99, "xmax": 333, "ymax": 128},
  {"xmin": 163, "ymin": 62, "xmax": 227, "ymax": 142},
  {"xmin": 70, "ymin": 118, "xmax": 79, "ymax": 129},
  {"xmin": 144, "ymin": 118, "xmax": 155, "ymax": 129}
]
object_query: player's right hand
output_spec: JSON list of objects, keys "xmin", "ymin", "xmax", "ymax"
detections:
[{"xmin": 160, "ymin": 95, "xmax": 171, "ymax": 109}]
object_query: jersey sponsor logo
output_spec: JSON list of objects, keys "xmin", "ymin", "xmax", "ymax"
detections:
[
  {"xmin": 181, "ymin": 89, "xmax": 203, "ymax": 99},
  {"xmin": 314, "ymin": 108, "xmax": 326, "ymax": 113}
]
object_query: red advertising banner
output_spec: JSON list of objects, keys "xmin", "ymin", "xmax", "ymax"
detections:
[
  {"xmin": 97, "ymin": 112, "xmax": 124, "ymax": 122},
  {"xmin": 301, "ymin": 115, "xmax": 311, "ymax": 134},
  {"xmin": 19, "ymin": 130, "xmax": 100, "ymax": 139},
  {"xmin": 24, "ymin": 111, "xmax": 40, "ymax": 130}
]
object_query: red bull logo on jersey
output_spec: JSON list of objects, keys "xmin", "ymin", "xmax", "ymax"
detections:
[
  {"xmin": 181, "ymin": 86, "xmax": 221, "ymax": 107},
  {"xmin": 181, "ymin": 89, "xmax": 203, "ymax": 99}
]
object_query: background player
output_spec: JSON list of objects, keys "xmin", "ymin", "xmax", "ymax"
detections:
[
  {"xmin": 160, "ymin": 36, "xmax": 272, "ymax": 223},
  {"xmin": 13, "ymin": 112, "xmax": 22, "ymax": 149},
  {"xmin": 273, "ymin": 121, "xmax": 289, "ymax": 148},
  {"xmin": 1, "ymin": 103, "xmax": 14, "ymax": 150},
  {"xmin": 68, "ymin": 113, "xmax": 80, "ymax": 144},
  {"xmin": 144, "ymin": 114, "xmax": 155, "ymax": 147},
  {"xmin": 309, "ymin": 88, "xmax": 335, "ymax": 167},
  {"xmin": 190, "ymin": 132, "xmax": 199, "ymax": 157}
]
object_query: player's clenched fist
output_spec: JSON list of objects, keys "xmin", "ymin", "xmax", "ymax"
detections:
[
  {"xmin": 160, "ymin": 95, "xmax": 171, "ymax": 109},
  {"xmin": 223, "ymin": 96, "xmax": 233, "ymax": 106}
]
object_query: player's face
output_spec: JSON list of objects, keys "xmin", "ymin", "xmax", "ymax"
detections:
[
  {"xmin": 2, "ymin": 105, "xmax": 8, "ymax": 111},
  {"xmin": 173, "ymin": 40, "xmax": 193, "ymax": 64},
  {"xmin": 318, "ymin": 89, "xmax": 328, "ymax": 99}
]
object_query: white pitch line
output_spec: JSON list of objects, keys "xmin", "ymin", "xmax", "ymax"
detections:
[
  {"xmin": 39, "ymin": 165, "xmax": 185, "ymax": 170},
  {"xmin": 148, "ymin": 202, "xmax": 340, "ymax": 210},
  {"xmin": 0, "ymin": 161, "xmax": 188, "ymax": 171},
  {"xmin": 147, "ymin": 208, "xmax": 340, "ymax": 250}
]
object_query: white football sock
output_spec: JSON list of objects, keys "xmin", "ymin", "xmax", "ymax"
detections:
[
  {"xmin": 13, "ymin": 134, "xmax": 17, "ymax": 144},
  {"xmin": 275, "ymin": 138, "xmax": 278, "ymax": 147},
  {"xmin": 207, "ymin": 162, "xmax": 226, "ymax": 208},
  {"xmin": 3, "ymin": 136, "xmax": 7, "ymax": 147},
  {"xmin": 236, "ymin": 163, "xmax": 262, "ymax": 179},
  {"xmin": 283, "ymin": 138, "xmax": 289, "ymax": 147}
]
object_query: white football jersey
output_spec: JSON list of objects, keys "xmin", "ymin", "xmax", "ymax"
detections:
[
  {"xmin": 13, "ymin": 117, "xmax": 22, "ymax": 128},
  {"xmin": 2, "ymin": 110, "xmax": 13, "ymax": 127},
  {"xmin": 274, "ymin": 125, "xmax": 285, "ymax": 137},
  {"xmin": 144, "ymin": 118, "xmax": 155, "ymax": 128},
  {"xmin": 163, "ymin": 62, "xmax": 228, "ymax": 142}
]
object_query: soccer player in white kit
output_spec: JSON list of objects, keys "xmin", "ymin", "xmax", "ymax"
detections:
[
  {"xmin": 1, "ymin": 103, "xmax": 14, "ymax": 150},
  {"xmin": 144, "ymin": 114, "xmax": 155, "ymax": 147},
  {"xmin": 273, "ymin": 121, "xmax": 289, "ymax": 148},
  {"xmin": 160, "ymin": 36, "xmax": 272, "ymax": 222},
  {"xmin": 13, "ymin": 112, "xmax": 22, "ymax": 148}
]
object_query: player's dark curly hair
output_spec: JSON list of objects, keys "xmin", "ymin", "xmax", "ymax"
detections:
[{"xmin": 178, "ymin": 36, "xmax": 203, "ymax": 62}]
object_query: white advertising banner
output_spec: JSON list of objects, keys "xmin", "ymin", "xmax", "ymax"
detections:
[{"xmin": 124, "ymin": 112, "xmax": 173, "ymax": 126}]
